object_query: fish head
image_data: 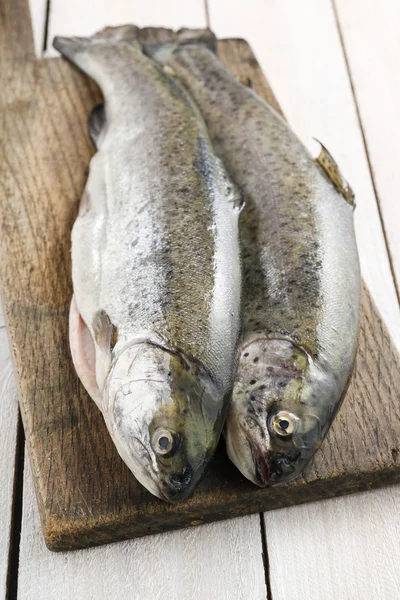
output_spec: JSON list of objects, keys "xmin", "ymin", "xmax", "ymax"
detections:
[
  {"xmin": 103, "ymin": 342, "xmax": 223, "ymax": 502},
  {"xmin": 226, "ymin": 337, "xmax": 338, "ymax": 486}
]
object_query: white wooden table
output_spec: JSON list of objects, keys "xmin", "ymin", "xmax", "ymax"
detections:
[{"xmin": 1, "ymin": 1, "xmax": 399, "ymax": 598}]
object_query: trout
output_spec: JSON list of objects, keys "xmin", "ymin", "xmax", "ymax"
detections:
[
  {"xmin": 54, "ymin": 26, "xmax": 242, "ymax": 501},
  {"xmin": 146, "ymin": 29, "xmax": 361, "ymax": 486}
]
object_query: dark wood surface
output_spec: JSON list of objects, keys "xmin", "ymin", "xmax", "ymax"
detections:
[{"xmin": 1, "ymin": 11, "xmax": 399, "ymax": 551}]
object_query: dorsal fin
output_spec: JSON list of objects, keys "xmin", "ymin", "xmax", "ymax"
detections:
[
  {"xmin": 238, "ymin": 75, "xmax": 252, "ymax": 88},
  {"xmin": 315, "ymin": 140, "xmax": 355, "ymax": 207},
  {"xmin": 162, "ymin": 64, "xmax": 177, "ymax": 78},
  {"xmin": 144, "ymin": 28, "xmax": 217, "ymax": 61},
  {"xmin": 175, "ymin": 28, "xmax": 217, "ymax": 53}
]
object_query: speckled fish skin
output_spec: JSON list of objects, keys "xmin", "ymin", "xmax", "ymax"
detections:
[
  {"xmin": 53, "ymin": 26, "xmax": 242, "ymax": 502},
  {"xmin": 147, "ymin": 29, "xmax": 361, "ymax": 486}
]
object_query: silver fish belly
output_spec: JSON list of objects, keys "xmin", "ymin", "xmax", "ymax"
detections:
[
  {"xmin": 54, "ymin": 26, "xmax": 242, "ymax": 501},
  {"xmin": 147, "ymin": 30, "xmax": 361, "ymax": 486}
]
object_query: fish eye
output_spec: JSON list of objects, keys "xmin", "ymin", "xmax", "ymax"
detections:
[
  {"xmin": 151, "ymin": 428, "xmax": 179, "ymax": 456},
  {"xmin": 269, "ymin": 411, "xmax": 299, "ymax": 438}
]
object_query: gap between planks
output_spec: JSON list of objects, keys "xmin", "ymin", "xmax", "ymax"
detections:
[
  {"xmin": 6, "ymin": 418, "xmax": 25, "ymax": 600},
  {"xmin": 331, "ymin": 0, "xmax": 400, "ymax": 308},
  {"xmin": 0, "ymin": 326, "xmax": 23, "ymax": 600},
  {"xmin": 18, "ymin": 2, "xmax": 400, "ymax": 596},
  {"xmin": 203, "ymin": 0, "xmax": 211, "ymax": 28},
  {"xmin": 208, "ymin": 1, "xmax": 400, "ymax": 598},
  {"xmin": 42, "ymin": 0, "xmax": 51, "ymax": 54},
  {"xmin": 18, "ymin": 456, "xmax": 268, "ymax": 600},
  {"xmin": 332, "ymin": 0, "xmax": 400, "ymax": 300},
  {"xmin": 17, "ymin": 1, "xmax": 270, "ymax": 598},
  {"xmin": 208, "ymin": 0, "xmax": 400, "ymax": 352}
]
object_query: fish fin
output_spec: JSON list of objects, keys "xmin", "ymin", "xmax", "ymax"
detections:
[
  {"xmin": 162, "ymin": 64, "xmax": 177, "ymax": 78},
  {"xmin": 53, "ymin": 25, "xmax": 141, "ymax": 73},
  {"xmin": 232, "ymin": 186, "xmax": 245, "ymax": 213},
  {"xmin": 89, "ymin": 103, "xmax": 106, "ymax": 148},
  {"xmin": 144, "ymin": 28, "xmax": 217, "ymax": 60},
  {"xmin": 238, "ymin": 76, "xmax": 252, "ymax": 88},
  {"xmin": 138, "ymin": 27, "xmax": 175, "ymax": 45},
  {"xmin": 175, "ymin": 28, "xmax": 217, "ymax": 53},
  {"xmin": 215, "ymin": 155, "xmax": 245, "ymax": 213},
  {"xmin": 314, "ymin": 140, "xmax": 355, "ymax": 207},
  {"xmin": 69, "ymin": 295, "xmax": 102, "ymax": 407},
  {"xmin": 92, "ymin": 309, "xmax": 117, "ymax": 351},
  {"xmin": 92, "ymin": 309, "xmax": 116, "ymax": 389}
]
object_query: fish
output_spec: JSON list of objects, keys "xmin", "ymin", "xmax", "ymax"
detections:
[
  {"xmin": 53, "ymin": 26, "xmax": 242, "ymax": 501},
  {"xmin": 146, "ymin": 29, "xmax": 361, "ymax": 486}
]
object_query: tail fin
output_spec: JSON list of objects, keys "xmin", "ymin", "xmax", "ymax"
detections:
[
  {"xmin": 175, "ymin": 28, "xmax": 217, "ymax": 53},
  {"xmin": 144, "ymin": 27, "xmax": 217, "ymax": 60},
  {"xmin": 53, "ymin": 25, "xmax": 140, "ymax": 69}
]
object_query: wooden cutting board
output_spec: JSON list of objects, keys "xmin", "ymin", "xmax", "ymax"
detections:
[{"xmin": 1, "ymin": 2, "xmax": 400, "ymax": 552}]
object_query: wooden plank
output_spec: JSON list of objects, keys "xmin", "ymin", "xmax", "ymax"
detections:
[
  {"xmin": 1, "ymin": 27, "xmax": 400, "ymax": 550},
  {"xmin": 264, "ymin": 486, "xmax": 400, "ymax": 599},
  {"xmin": 209, "ymin": 2, "xmax": 400, "ymax": 598},
  {"xmin": 18, "ymin": 456, "xmax": 267, "ymax": 600},
  {"xmin": 209, "ymin": 0, "xmax": 400, "ymax": 351},
  {"xmin": 0, "ymin": 0, "xmax": 35, "ymax": 61},
  {"xmin": 0, "ymin": 2, "xmax": 33, "ymax": 596},
  {"xmin": 0, "ymin": 329, "xmax": 20, "ymax": 599},
  {"xmin": 333, "ymin": 0, "xmax": 400, "ymax": 296},
  {"xmin": 18, "ymin": 5, "xmax": 268, "ymax": 595},
  {"xmin": 45, "ymin": 0, "xmax": 207, "ymax": 57}
]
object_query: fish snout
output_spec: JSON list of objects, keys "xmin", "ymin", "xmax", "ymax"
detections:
[
  {"xmin": 268, "ymin": 452, "xmax": 302, "ymax": 485},
  {"xmin": 163, "ymin": 465, "xmax": 194, "ymax": 501}
]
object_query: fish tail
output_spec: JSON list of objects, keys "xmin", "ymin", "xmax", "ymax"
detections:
[
  {"xmin": 53, "ymin": 25, "xmax": 141, "ymax": 73},
  {"xmin": 144, "ymin": 28, "xmax": 217, "ymax": 60},
  {"xmin": 175, "ymin": 28, "xmax": 217, "ymax": 53}
]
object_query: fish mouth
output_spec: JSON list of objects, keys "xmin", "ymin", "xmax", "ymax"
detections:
[
  {"xmin": 268, "ymin": 451, "xmax": 303, "ymax": 486},
  {"xmin": 250, "ymin": 443, "xmax": 271, "ymax": 486},
  {"xmin": 161, "ymin": 465, "xmax": 196, "ymax": 503}
]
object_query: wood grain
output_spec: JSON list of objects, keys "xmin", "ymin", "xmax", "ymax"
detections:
[
  {"xmin": 1, "ymin": 19, "xmax": 400, "ymax": 551},
  {"xmin": 209, "ymin": 4, "xmax": 400, "ymax": 598},
  {"xmin": 333, "ymin": 0, "xmax": 400, "ymax": 297},
  {"xmin": 0, "ymin": 0, "xmax": 35, "ymax": 61},
  {"xmin": 0, "ymin": 320, "xmax": 20, "ymax": 598},
  {"xmin": 265, "ymin": 485, "xmax": 400, "ymax": 599},
  {"xmin": 18, "ymin": 456, "xmax": 267, "ymax": 600},
  {"xmin": 209, "ymin": 0, "xmax": 400, "ymax": 352},
  {"xmin": 0, "ymin": 0, "xmax": 33, "ymax": 592}
]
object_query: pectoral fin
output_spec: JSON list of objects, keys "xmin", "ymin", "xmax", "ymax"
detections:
[
  {"xmin": 69, "ymin": 295, "xmax": 102, "ymax": 407},
  {"xmin": 238, "ymin": 75, "xmax": 252, "ymax": 88},
  {"xmin": 91, "ymin": 309, "xmax": 117, "ymax": 397},
  {"xmin": 315, "ymin": 140, "xmax": 355, "ymax": 207},
  {"xmin": 93, "ymin": 309, "xmax": 117, "ymax": 352},
  {"xmin": 69, "ymin": 300, "xmax": 118, "ymax": 408},
  {"xmin": 163, "ymin": 64, "xmax": 177, "ymax": 78},
  {"xmin": 214, "ymin": 155, "xmax": 245, "ymax": 213},
  {"xmin": 89, "ymin": 103, "xmax": 106, "ymax": 148}
]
